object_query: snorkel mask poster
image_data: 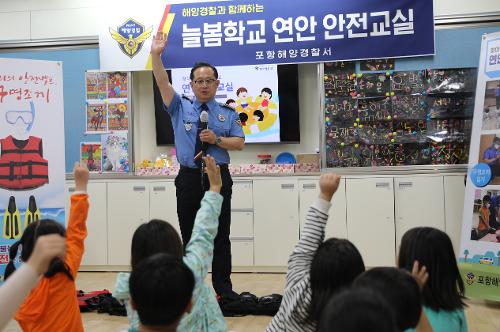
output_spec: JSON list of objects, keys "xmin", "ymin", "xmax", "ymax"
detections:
[{"xmin": 0, "ymin": 58, "xmax": 65, "ymax": 282}]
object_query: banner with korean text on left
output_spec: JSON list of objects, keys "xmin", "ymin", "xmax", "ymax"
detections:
[
  {"xmin": 0, "ymin": 58, "xmax": 65, "ymax": 283},
  {"xmin": 99, "ymin": 0, "xmax": 434, "ymax": 71}
]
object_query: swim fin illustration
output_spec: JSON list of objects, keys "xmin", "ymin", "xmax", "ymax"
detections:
[
  {"xmin": 3, "ymin": 196, "xmax": 21, "ymax": 239},
  {"xmin": 24, "ymin": 195, "xmax": 41, "ymax": 229}
]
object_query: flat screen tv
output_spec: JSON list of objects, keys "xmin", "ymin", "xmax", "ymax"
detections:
[{"xmin": 153, "ymin": 64, "xmax": 300, "ymax": 145}]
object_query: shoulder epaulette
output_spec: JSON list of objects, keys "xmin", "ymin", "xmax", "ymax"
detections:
[
  {"xmin": 182, "ymin": 95, "xmax": 193, "ymax": 103},
  {"xmin": 220, "ymin": 103, "xmax": 236, "ymax": 111}
]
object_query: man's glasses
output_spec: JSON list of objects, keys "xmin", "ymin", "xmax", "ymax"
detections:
[{"xmin": 192, "ymin": 79, "xmax": 217, "ymax": 87}]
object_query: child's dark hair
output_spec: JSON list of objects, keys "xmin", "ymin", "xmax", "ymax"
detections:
[
  {"xmin": 253, "ymin": 110, "xmax": 264, "ymax": 121},
  {"xmin": 398, "ymin": 227, "xmax": 465, "ymax": 311},
  {"xmin": 130, "ymin": 253, "xmax": 194, "ymax": 327},
  {"xmin": 190, "ymin": 62, "xmax": 218, "ymax": 80},
  {"xmin": 225, "ymin": 99, "xmax": 235, "ymax": 105},
  {"xmin": 306, "ymin": 238, "xmax": 365, "ymax": 324},
  {"xmin": 318, "ymin": 287, "xmax": 397, "ymax": 332},
  {"xmin": 4, "ymin": 220, "xmax": 73, "ymax": 281},
  {"xmin": 483, "ymin": 195, "xmax": 491, "ymax": 203},
  {"xmin": 353, "ymin": 267, "xmax": 421, "ymax": 330},
  {"xmin": 131, "ymin": 219, "xmax": 183, "ymax": 270},
  {"xmin": 261, "ymin": 87, "xmax": 272, "ymax": 98}
]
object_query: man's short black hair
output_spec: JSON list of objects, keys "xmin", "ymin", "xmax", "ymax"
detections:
[
  {"xmin": 129, "ymin": 253, "xmax": 195, "ymax": 327},
  {"xmin": 353, "ymin": 267, "xmax": 421, "ymax": 331},
  {"xmin": 494, "ymin": 137, "xmax": 500, "ymax": 144},
  {"xmin": 190, "ymin": 62, "xmax": 218, "ymax": 80}
]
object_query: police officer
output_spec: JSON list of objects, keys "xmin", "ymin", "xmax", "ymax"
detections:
[{"xmin": 151, "ymin": 33, "xmax": 244, "ymax": 299}]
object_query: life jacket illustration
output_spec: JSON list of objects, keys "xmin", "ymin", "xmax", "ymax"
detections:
[
  {"xmin": 0, "ymin": 135, "xmax": 49, "ymax": 190},
  {"xmin": 24, "ymin": 195, "xmax": 41, "ymax": 229},
  {"xmin": 3, "ymin": 196, "xmax": 21, "ymax": 239}
]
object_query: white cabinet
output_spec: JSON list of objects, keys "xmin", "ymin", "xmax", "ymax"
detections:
[
  {"xmin": 346, "ymin": 178, "xmax": 395, "ymax": 267},
  {"xmin": 299, "ymin": 179, "xmax": 347, "ymax": 240},
  {"xmin": 231, "ymin": 241, "xmax": 254, "ymax": 266},
  {"xmin": 254, "ymin": 179, "xmax": 299, "ymax": 267},
  {"xmin": 231, "ymin": 181, "xmax": 254, "ymax": 267},
  {"xmin": 394, "ymin": 177, "xmax": 445, "ymax": 248},
  {"xmin": 444, "ymin": 175, "xmax": 466, "ymax": 257},
  {"xmin": 66, "ymin": 182, "xmax": 107, "ymax": 266},
  {"xmin": 232, "ymin": 181, "xmax": 253, "ymax": 210},
  {"xmin": 107, "ymin": 183, "xmax": 149, "ymax": 266},
  {"xmin": 149, "ymin": 181, "xmax": 180, "ymax": 237}
]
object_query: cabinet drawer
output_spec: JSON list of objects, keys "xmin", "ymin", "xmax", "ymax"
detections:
[
  {"xmin": 231, "ymin": 240, "xmax": 254, "ymax": 266},
  {"xmin": 232, "ymin": 181, "xmax": 253, "ymax": 210},
  {"xmin": 231, "ymin": 211, "xmax": 254, "ymax": 238}
]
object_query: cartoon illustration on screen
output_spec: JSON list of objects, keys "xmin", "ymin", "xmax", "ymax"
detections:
[{"xmin": 0, "ymin": 101, "xmax": 49, "ymax": 191}]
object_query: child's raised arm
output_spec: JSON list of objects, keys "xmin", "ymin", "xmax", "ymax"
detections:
[
  {"xmin": 65, "ymin": 163, "xmax": 90, "ymax": 277},
  {"xmin": 286, "ymin": 173, "xmax": 340, "ymax": 284},
  {"xmin": 184, "ymin": 156, "xmax": 223, "ymax": 281}
]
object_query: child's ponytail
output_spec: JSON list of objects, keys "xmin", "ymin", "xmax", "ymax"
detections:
[{"xmin": 4, "ymin": 241, "xmax": 21, "ymax": 280}]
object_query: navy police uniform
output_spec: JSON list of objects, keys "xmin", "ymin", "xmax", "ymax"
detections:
[{"xmin": 165, "ymin": 92, "xmax": 244, "ymax": 296}]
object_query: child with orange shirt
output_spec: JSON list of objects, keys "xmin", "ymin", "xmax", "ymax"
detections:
[{"xmin": 3, "ymin": 163, "xmax": 89, "ymax": 332}]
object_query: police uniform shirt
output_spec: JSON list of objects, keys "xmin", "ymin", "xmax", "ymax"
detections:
[{"xmin": 164, "ymin": 93, "xmax": 244, "ymax": 168}]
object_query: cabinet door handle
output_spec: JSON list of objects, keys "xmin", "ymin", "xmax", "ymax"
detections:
[
  {"xmin": 376, "ymin": 182, "xmax": 389, "ymax": 188},
  {"xmin": 281, "ymin": 184, "xmax": 295, "ymax": 189},
  {"xmin": 133, "ymin": 186, "xmax": 146, "ymax": 191},
  {"xmin": 303, "ymin": 184, "xmax": 316, "ymax": 189},
  {"xmin": 68, "ymin": 187, "xmax": 75, "ymax": 193},
  {"xmin": 399, "ymin": 182, "xmax": 413, "ymax": 188},
  {"xmin": 153, "ymin": 186, "xmax": 166, "ymax": 192}
]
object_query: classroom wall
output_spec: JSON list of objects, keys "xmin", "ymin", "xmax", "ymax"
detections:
[
  {"xmin": 1, "ymin": 0, "xmax": 499, "ymax": 42},
  {"xmin": 133, "ymin": 63, "xmax": 321, "ymax": 164}
]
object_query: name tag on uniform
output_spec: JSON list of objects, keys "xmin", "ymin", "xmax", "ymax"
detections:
[
  {"xmin": 218, "ymin": 114, "xmax": 225, "ymax": 122},
  {"xmin": 184, "ymin": 123, "xmax": 192, "ymax": 131}
]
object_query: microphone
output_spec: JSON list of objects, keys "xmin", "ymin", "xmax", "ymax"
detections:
[{"xmin": 199, "ymin": 110, "xmax": 209, "ymax": 152}]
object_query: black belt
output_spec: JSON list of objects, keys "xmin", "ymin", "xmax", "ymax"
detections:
[{"xmin": 180, "ymin": 164, "xmax": 229, "ymax": 173}]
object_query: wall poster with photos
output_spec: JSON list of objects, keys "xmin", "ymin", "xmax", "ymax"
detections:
[
  {"xmin": 83, "ymin": 71, "xmax": 130, "ymax": 173},
  {"xmin": 324, "ymin": 61, "xmax": 476, "ymax": 168}
]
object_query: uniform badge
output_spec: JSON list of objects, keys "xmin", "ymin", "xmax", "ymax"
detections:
[
  {"xmin": 218, "ymin": 114, "xmax": 225, "ymax": 122},
  {"xmin": 184, "ymin": 123, "xmax": 192, "ymax": 131}
]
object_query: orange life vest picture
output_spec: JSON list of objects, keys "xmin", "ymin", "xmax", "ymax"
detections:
[{"xmin": 0, "ymin": 135, "xmax": 49, "ymax": 190}]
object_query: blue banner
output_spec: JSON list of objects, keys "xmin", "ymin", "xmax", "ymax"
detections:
[{"xmin": 160, "ymin": 0, "xmax": 434, "ymax": 68}]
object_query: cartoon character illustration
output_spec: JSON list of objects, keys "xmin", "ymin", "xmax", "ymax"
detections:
[
  {"xmin": 241, "ymin": 87, "xmax": 279, "ymax": 135},
  {"xmin": 256, "ymin": 87, "xmax": 277, "ymax": 111},
  {"xmin": 24, "ymin": 195, "xmax": 41, "ymax": 229},
  {"xmin": 3, "ymin": 196, "xmax": 21, "ymax": 239},
  {"xmin": 236, "ymin": 87, "xmax": 252, "ymax": 110},
  {"xmin": 115, "ymin": 103, "xmax": 127, "ymax": 128},
  {"xmin": 0, "ymin": 101, "xmax": 49, "ymax": 190},
  {"xmin": 225, "ymin": 99, "xmax": 237, "ymax": 109}
]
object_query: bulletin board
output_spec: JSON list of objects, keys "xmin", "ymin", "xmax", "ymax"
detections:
[
  {"xmin": 322, "ymin": 24, "xmax": 500, "ymax": 169},
  {"xmin": 0, "ymin": 46, "xmax": 102, "ymax": 173}
]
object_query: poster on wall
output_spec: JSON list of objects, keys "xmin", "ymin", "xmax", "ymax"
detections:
[
  {"xmin": 86, "ymin": 72, "xmax": 107, "ymax": 100},
  {"xmin": 101, "ymin": 133, "xmax": 129, "ymax": 173},
  {"xmin": 99, "ymin": 0, "xmax": 434, "ymax": 71},
  {"xmin": 171, "ymin": 64, "xmax": 280, "ymax": 143},
  {"xmin": 0, "ymin": 58, "xmax": 66, "ymax": 282},
  {"xmin": 108, "ymin": 103, "xmax": 129, "ymax": 131},
  {"xmin": 459, "ymin": 31, "xmax": 500, "ymax": 301},
  {"xmin": 86, "ymin": 103, "xmax": 107, "ymax": 133},
  {"xmin": 80, "ymin": 143, "xmax": 102, "ymax": 173}
]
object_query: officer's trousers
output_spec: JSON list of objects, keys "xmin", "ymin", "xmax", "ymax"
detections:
[{"xmin": 175, "ymin": 165, "xmax": 233, "ymax": 296}]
